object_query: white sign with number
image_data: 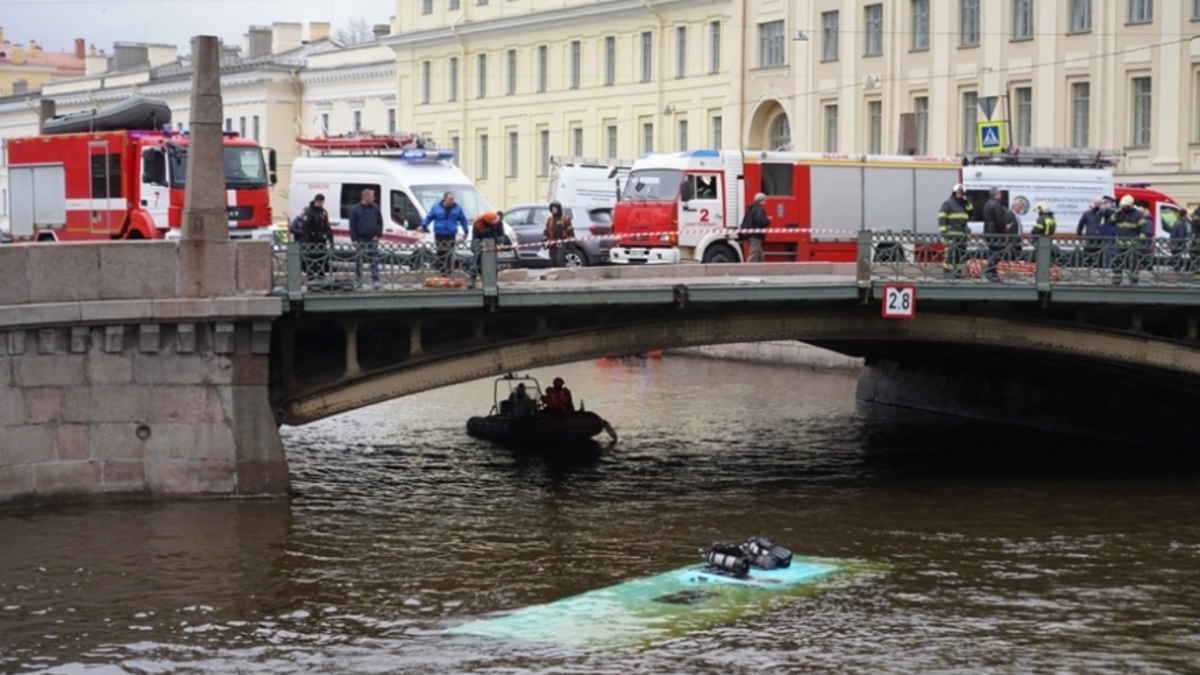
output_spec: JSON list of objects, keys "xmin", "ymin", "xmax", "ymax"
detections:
[{"xmin": 882, "ymin": 285, "xmax": 916, "ymax": 319}]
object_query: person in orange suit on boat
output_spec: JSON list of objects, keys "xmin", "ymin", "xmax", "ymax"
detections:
[{"xmin": 544, "ymin": 377, "xmax": 574, "ymax": 412}]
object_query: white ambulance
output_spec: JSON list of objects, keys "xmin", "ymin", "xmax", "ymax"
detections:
[{"xmin": 546, "ymin": 155, "xmax": 633, "ymax": 209}]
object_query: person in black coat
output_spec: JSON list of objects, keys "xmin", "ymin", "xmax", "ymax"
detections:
[
  {"xmin": 981, "ymin": 187, "xmax": 1008, "ymax": 280},
  {"xmin": 301, "ymin": 194, "xmax": 333, "ymax": 281}
]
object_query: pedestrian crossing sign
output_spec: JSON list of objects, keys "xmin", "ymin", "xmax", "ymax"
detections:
[{"xmin": 976, "ymin": 121, "xmax": 1004, "ymax": 152}]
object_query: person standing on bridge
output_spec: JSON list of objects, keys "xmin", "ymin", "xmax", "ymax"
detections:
[
  {"xmin": 740, "ymin": 193, "xmax": 770, "ymax": 263},
  {"xmin": 422, "ymin": 191, "xmax": 469, "ymax": 276},
  {"xmin": 543, "ymin": 202, "xmax": 576, "ymax": 268},
  {"xmin": 938, "ymin": 184, "xmax": 973, "ymax": 279},
  {"xmin": 301, "ymin": 194, "xmax": 333, "ymax": 283},
  {"xmin": 349, "ymin": 188, "xmax": 383, "ymax": 290},
  {"xmin": 469, "ymin": 211, "xmax": 505, "ymax": 287},
  {"xmin": 982, "ymin": 187, "xmax": 1009, "ymax": 281},
  {"xmin": 1032, "ymin": 202, "xmax": 1057, "ymax": 239},
  {"xmin": 1111, "ymin": 195, "xmax": 1150, "ymax": 286}
]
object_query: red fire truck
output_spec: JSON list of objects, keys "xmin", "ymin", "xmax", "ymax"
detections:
[
  {"xmin": 610, "ymin": 149, "xmax": 963, "ymax": 264},
  {"xmin": 610, "ymin": 147, "xmax": 1187, "ymax": 266},
  {"xmin": 5, "ymin": 115, "xmax": 277, "ymax": 242}
]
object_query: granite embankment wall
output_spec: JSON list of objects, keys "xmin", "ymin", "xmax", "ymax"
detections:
[{"xmin": 0, "ymin": 241, "xmax": 287, "ymax": 508}]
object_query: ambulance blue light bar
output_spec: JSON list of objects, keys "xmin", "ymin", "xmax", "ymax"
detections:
[{"xmin": 401, "ymin": 149, "xmax": 455, "ymax": 161}]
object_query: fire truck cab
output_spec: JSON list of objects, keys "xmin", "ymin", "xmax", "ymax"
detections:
[
  {"xmin": 5, "ymin": 128, "xmax": 277, "ymax": 242},
  {"xmin": 610, "ymin": 149, "xmax": 963, "ymax": 264}
]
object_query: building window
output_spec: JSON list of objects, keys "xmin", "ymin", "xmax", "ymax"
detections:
[
  {"xmin": 320, "ymin": 113, "xmax": 329, "ymax": 136},
  {"xmin": 451, "ymin": 135, "xmax": 460, "ymax": 166},
  {"xmin": 1128, "ymin": 0, "xmax": 1152, "ymax": 23},
  {"xmin": 572, "ymin": 127, "xmax": 584, "ymax": 156},
  {"xmin": 478, "ymin": 133, "xmax": 489, "ymax": 180},
  {"xmin": 450, "ymin": 0, "xmax": 460, "ymax": 7},
  {"xmin": 823, "ymin": 105, "xmax": 838, "ymax": 153},
  {"xmin": 605, "ymin": 36, "xmax": 616, "ymax": 85},
  {"xmin": 868, "ymin": 100, "xmax": 882, "ymax": 154},
  {"xmin": 422, "ymin": 61, "xmax": 431, "ymax": 103},
  {"xmin": 675, "ymin": 26, "xmax": 687, "ymax": 78},
  {"xmin": 711, "ymin": 115, "xmax": 722, "ymax": 148},
  {"xmin": 238, "ymin": 116, "xmax": 246, "ymax": 137},
  {"xmin": 821, "ymin": 11, "xmax": 839, "ymax": 61},
  {"xmin": 640, "ymin": 32, "xmax": 653, "ymax": 82},
  {"xmin": 760, "ymin": 20, "xmax": 784, "ymax": 67},
  {"xmin": 252, "ymin": 115, "xmax": 260, "ymax": 142},
  {"xmin": 448, "ymin": 57, "xmax": 458, "ymax": 101},
  {"xmin": 1015, "ymin": 86, "xmax": 1032, "ymax": 145},
  {"xmin": 507, "ymin": 131, "xmax": 518, "ymax": 178},
  {"xmin": 536, "ymin": 46, "xmax": 547, "ymax": 92},
  {"xmin": 1013, "ymin": 0, "xmax": 1033, "ymax": 39},
  {"xmin": 770, "ymin": 115, "xmax": 791, "ymax": 151},
  {"xmin": 539, "ymin": 129, "xmax": 550, "ymax": 176},
  {"xmin": 1194, "ymin": 0, "xmax": 1200, "ymax": 19},
  {"xmin": 477, "ymin": 0, "xmax": 487, "ymax": 4},
  {"xmin": 642, "ymin": 122, "xmax": 654, "ymax": 153},
  {"xmin": 506, "ymin": 49, "xmax": 516, "ymax": 95},
  {"xmin": 914, "ymin": 96, "xmax": 929, "ymax": 154},
  {"xmin": 1132, "ymin": 76, "xmax": 1152, "ymax": 147},
  {"xmin": 353, "ymin": 110, "xmax": 362, "ymax": 133},
  {"xmin": 606, "ymin": 125, "xmax": 617, "ymax": 159},
  {"xmin": 1072, "ymin": 82, "xmax": 1090, "ymax": 147},
  {"xmin": 961, "ymin": 0, "xmax": 980, "ymax": 47},
  {"xmin": 962, "ymin": 91, "xmax": 977, "ymax": 153},
  {"xmin": 864, "ymin": 5, "xmax": 883, "ymax": 56},
  {"xmin": 912, "ymin": 0, "xmax": 930, "ymax": 50},
  {"xmin": 387, "ymin": 108, "xmax": 396, "ymax": 134},
  {"xmin": 678, "ymin": 120, "xmax": 688, "ymax": 151},
  {"xmin": 1070, "ymin": 0, "xmax": 1092, "ymax": 32},
  {"xmin": 569, "ymin": 40, "xmax": 581, "ymax": 89},
  {"xmin": 477, "ymin": 54, "xmax": 487, "ymax": 98},
  {"xmin": 423, "ymin": 0, "xmax": 433, "ymax": 13},
  {"xmin": 709, "ymin": 21, "xmax": 720, "ymax": 74}
]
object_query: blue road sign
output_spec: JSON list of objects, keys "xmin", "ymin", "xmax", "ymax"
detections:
[{"xmin": 976, "ymin": 121, "xmax": 1004, "ymax": 152}]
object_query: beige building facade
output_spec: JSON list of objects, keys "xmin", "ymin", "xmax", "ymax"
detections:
[
  {"xmin": 384, "ymin": 0, "xmax": 733, "ymax": 209},
  {"xmin": 738, "ymin": 0, "xmax": 1200, "ymax": 207}
]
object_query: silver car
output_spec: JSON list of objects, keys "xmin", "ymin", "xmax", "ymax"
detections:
[{"xmin": 502, "ymin": 204, "xmax": 614, "ymax": 268}]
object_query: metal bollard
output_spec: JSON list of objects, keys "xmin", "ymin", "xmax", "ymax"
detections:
[{"xmin": 481, "ymin": 239, "xmax": 498, "ymax": 297}]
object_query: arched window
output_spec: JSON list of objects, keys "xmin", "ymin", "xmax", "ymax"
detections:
[{"xmin": 770, "ymin": 114, "xmax": 791, "ymax": 151}]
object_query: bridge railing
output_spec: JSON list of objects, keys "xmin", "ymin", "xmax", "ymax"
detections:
[
  {"xmin": 860, "ymin": 232, "xmax": 1200, "ymax": 290},
  {"xmin": 271, "ymin": 240, "xmax": 509, "ymax": 296}
]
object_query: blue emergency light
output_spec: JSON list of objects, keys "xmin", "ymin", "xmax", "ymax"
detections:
[{"xmin": 400, "ymin": 149, "xmax": 455, "ymax": 161}]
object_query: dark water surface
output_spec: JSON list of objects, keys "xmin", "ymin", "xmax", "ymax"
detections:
[{"xmin": 2, "ymin": 357, "xmax": 1199, "ymax": 674}]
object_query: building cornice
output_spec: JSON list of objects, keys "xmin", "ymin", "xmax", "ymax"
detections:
[
  {"xmin": 382, "ymin": 0, "xmax": 727, "ymax": 50},
  {"xmin": 303, "ymin": 88, "xmax": 396, "ymax": 104},
  {"xmin": 300, "ymin": 62, "xmax": 395, "ymax": 85}
]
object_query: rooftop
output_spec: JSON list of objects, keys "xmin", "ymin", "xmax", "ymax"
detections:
[{"xmin": 0, "ymin": 27, "xmax": 86, "ymax": 78}]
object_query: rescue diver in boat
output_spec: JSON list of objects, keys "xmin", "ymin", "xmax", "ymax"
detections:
[{"xmin": 541, "ymin": 377, "xmax": 574, "ymax": 412}]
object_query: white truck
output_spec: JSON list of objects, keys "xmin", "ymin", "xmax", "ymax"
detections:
[{"xmin": 546, "ymin": 155, "xmax": 633, "ymax": 209}]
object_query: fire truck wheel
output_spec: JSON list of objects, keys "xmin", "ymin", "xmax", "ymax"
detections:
[{"xmin": 701, "ymin": 243, "xmax": 739, "ymax": 264}]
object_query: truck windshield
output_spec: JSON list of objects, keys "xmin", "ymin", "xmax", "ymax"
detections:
[
  {"xmin": 621, "ymin": 169, "xmax": 681, "ymax": 202},
  {"xmin": 410, "ymin": 184, "xmax": 492, "ymax": 220},
  {"xmin": 169, "ymin": 146, "xmax": 268, "ymax": 189}
]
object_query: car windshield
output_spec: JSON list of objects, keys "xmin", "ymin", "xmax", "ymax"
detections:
[
  {"xmin": 411, "ymin": 184, "xmax": 492, "ymax": 219},
  {"xmin": 587, "ymin": 208, "xmax": 613, "ymax": 224},
  {"xmin": 169, "ymin": 145, "xmax": 268, "ymax": 189},
  {"xmin": 621, "ymin": 169, "xmax": 681, "ymax": 202}
]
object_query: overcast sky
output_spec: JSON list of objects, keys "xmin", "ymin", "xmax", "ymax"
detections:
[{"xmin": 0, "ymin": 0, "xmax": 392, "ymax": 54}]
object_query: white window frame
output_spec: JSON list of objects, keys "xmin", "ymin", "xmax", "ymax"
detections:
[
  {"xmin": 1071, "ymin": 82, "xmax": 1090, "ymax": 148},
  {"xmin": 822, "ymin": 11, "xmax": 839, "ymax": 61},
  {"xmin": 476, "ymin": 53, "xmax": 487, "ymax": 99},
  {"xmin": 868, "ymin": 100, "xmax": 882, "ymax": 154},
  {"xmin": 1070, "ymin": 0, "xmax": 1092, "ymax": 33},
  {"xmin": 642, "ymin": 122, "xmax": 654, "ymax": 153},
  {"xmin": 711, "ymin": 115, "xmax": 722, "ymax": 149},
  {"xmin": 448, "ymin": 57, "xmax": 458, "ymax": 101},
  {"xmin": 605, "ymin": 36, "xmax": 616, "ymax": 85},
  {"xmin": 570, "ymin": 40, "xmax": 581, "ymax": 89},
  {"xmin": 1128, "ymin": 0, "xmax": 1152, "ymax": 24},
  {"xmin": 606, "ymin": 125, "xmax": 618, "ymax": 159},
  {"xmin": 1013, "ymin": 0, "xmax": 1033, "ymax": 39},
  {"xmin": 677, "ymin": 119, "xmax": 688, "ymax": 151},
  {"xmin": 914, "ymin": 96, "xmax": 929, "ymax": 154},
  {"xmin": 507, "ymin": 131, "xmax": 519, "ymax": 178},
  {"xmin": 709, "ymin": 21, "xmax": 721, "ymax": 74},
  {"xmin": 962, "ymin": 91, "xmax": 977, "ymax": 153},
  {"xmin": 539, "ymin": 129, "xmax": 550, "ymax": 177},
  {"xmin": 537, "ymin": 46, "xmax": 547, "ymax": 92},
  {"xmin": 640, "ymin": 32, "xmax": 653, "ymax": 82},
  {"xmin": 1015, "ymin": 86, "xmax": 1033, "ymax": 146},
  {"xmin": 1132, "ymin": 76, "xmax": 1152, "ymax": 147},
  {"xmin": 478, "ymin": 133, "xmax": 489, "ymax": 180},
  {"xmin": 387, "ymin": 108, "xmax": 396, "ymax": 134},
  {"xmin": 572, "ymin": 127, "xmax": 583, "ymax": 156},
  {"xmin": 864, "ymin": 5, "xmax": 883, "ymax": 56},
  {"xmin": 675, "ymin": 26, "xmax": 687, "ymax": 78},
  {"xmin": 911, "ymin": 0, "xmax": 930, "ymax": 50},
  {"xmin": 506, "ymin": 49, "xmax": 516, "ymax": 95},
  {"xmin": 759, "ymin": 21, "xmax": 784, "ymax": 68},
  {"xmin": 422, "ymin": 61, "xmax": 431, "ymax": 104},
  {"xmin": 824, "ymin": 104, "xmax": 838, "ymax": 153},
  {"xmin": 960, "ymin": 0, "xmax": 980, "ymax": 47}
]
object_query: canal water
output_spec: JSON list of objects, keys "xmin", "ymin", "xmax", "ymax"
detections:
[{"xmin": 2, "ymin": 357, "xmax": 1199, "ymax": 674}]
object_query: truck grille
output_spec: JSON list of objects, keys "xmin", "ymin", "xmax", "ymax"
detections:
[{"xmin": 227, "ymin": 206, "xmax": 254, "ymax": 221}]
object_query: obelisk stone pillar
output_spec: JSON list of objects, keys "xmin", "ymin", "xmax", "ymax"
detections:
[{"xmin": 180, "ymin": 35, "xmax": 234, "ymax": 297}]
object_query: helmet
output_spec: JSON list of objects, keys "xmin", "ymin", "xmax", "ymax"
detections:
[
  {"xmin": 1119, "ymin": 195, "xmax": 1135, "ymax": 208},
  {"xmin": 1035, "ymin": 202, "xmax": 1049, "ymax": 213},
  {"xmin": 480, "ymin": 211, "xmax": 499, "ymax": 224},
  {"xmin": 953, "ymin": 183, "xmax": 965, "ymax": 193},
  {"xmin": 553, "ymin": 377, "xmax": 564, "ymax": 387}
]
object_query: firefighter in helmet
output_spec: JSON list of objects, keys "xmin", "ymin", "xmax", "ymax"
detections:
[
  {"xmin": 1111, "ymin": 194, "xmax": 1150, "ymax": 286},
  {"xmin": 543, "ymin": 377, "xmax": 574, "ymax": 412},
  {"xmin": 1032, "ymin": 202, "xmax": 1057, "ymax": 239},
  {"xmin": 938, "ymin": 183, "xmax": 973, "ymax": 279}
]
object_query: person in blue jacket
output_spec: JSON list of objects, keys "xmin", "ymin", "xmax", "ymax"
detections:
[{"xmin": 421, "ymin": 191, "xmax": 469, "ymax": 274}]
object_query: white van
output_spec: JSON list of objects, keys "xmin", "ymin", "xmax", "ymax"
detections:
[
  {"xmin": 960, "ymin": 165, "xmax": 1114, "ymax": 236},
  {"xmin": 546, "ymin": 155, "xmax": 633, "ymax": 209}
]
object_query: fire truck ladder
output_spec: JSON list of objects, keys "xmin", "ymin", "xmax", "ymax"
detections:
[{"xmin": 962, "ymin": 146, "xmax": 1123, "ymax": 169}]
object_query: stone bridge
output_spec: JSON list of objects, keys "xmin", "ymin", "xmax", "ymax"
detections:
[{"xmin": 4, "ymin": 233, "xmax": 1200, "ymax": 508}]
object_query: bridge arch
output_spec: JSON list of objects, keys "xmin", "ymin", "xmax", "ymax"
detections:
[{"xmin": 278, "ymin": 310, "xmax": 1200, "ymax": 431}]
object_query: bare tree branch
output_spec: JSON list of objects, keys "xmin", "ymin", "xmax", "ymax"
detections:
[{"xmin": 334, "ymin": 18, "xmax": 376, "ymax": 45}]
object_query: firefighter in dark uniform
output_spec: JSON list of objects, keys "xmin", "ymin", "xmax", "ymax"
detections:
[
  {"xmin": 1032, "ymin": 202, "xmax": 1057, "ymax": 238},
  {"xmin": 1111, "ymin": 195, "xmax": 1150, "ymax": 286},
  {"xmin": 938, "ymin": 183, "xmax": 973, "ymax": 279}
]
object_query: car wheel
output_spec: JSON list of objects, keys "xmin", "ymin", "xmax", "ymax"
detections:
[{"xmin": 563, "ymin": 249, "xmax": 589, "ymax": 268}]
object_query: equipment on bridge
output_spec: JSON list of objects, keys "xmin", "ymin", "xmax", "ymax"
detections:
[
  {"xmin": 609, "ymin": 149, "xmax": 963, "ymax": 265},
  {"xmin": 5, "ymin": 107, "xmax": 277, "ymax": 242},
  {"xmin": 466, "ymin": 373, "xmax": 617, "ymax": 445},
  {"xmin": 446, "ymin": 535, "xmax": 841, "ymax": 650}
]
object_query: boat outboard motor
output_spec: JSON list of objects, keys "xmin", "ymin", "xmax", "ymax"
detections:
[
  {"xmin": 701, "ymin": 542, "xmax": 750, "ymax": 577},
  {"xmin": 743, "ymin": 537, "xmax": 792, "ymax": 569}
]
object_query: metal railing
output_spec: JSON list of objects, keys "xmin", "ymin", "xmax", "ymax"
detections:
[
  {"xmin": 271, "ymin": 240, "xmax": 506, "ymax": 296},
  {"xmin": 859, "ymin": 232, "xmax": 1200, "ymax": 290}
]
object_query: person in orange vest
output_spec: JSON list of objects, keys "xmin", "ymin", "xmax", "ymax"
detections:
[{"xmin": 545, "ymin": 377, "xmax": 574, "ymax": 412}]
